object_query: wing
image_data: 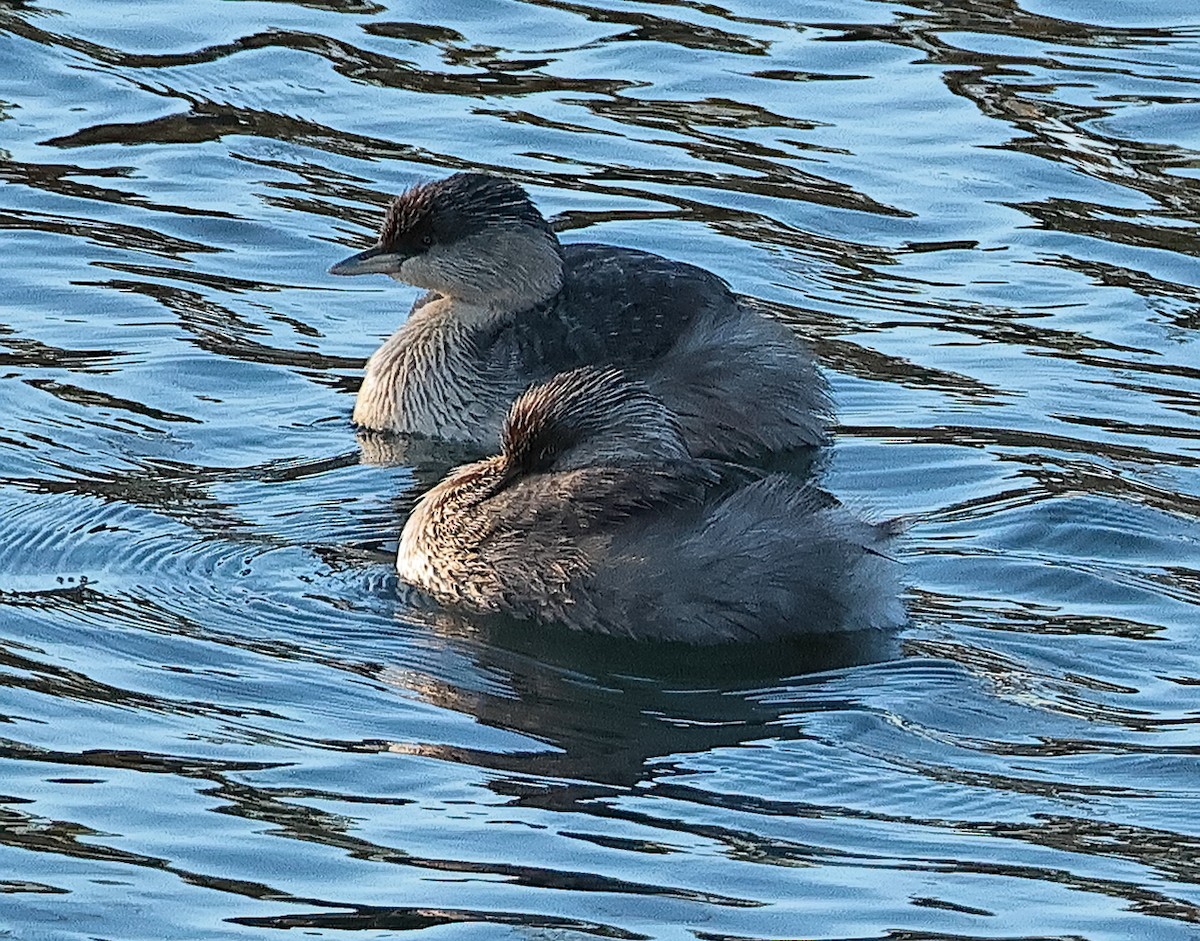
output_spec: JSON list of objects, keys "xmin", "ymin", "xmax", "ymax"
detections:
[
  {"xmin": 480, "ymin": 244, "xmax": 738, "ymax": 376},
  {"xmin": 555, "ymin": 243, "xmax": 736, "ymax": 365}
]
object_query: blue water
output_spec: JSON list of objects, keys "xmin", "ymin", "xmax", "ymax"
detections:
[{"xmin": 1, "ymin": 0, "xmax": 1199, "ymax": 938}]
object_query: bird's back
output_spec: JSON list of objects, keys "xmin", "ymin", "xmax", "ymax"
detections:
[
  {"xmin": 482, "ymin": 244, "xmax": 729, "ymax": 375},
  {"xmin": 584, "ymin": 474, "xmax": 904, "ymax": 643},
  {"xmin": 485, "ymin": 243, "xmax": 830, "ymax": 459},
  {"xmin": 455, "ymin": 467, "xmax": 903, "ymax": 644},
  {"xmin": 555, "ymin": 243, "xmax": 733, "ymax": 363}
]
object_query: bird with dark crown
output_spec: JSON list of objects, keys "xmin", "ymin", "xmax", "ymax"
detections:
[
  {"xmin": 330, "ymin": 172, "xmax": 830, "ymax": 462},
  {"xmin": 396, "ymin": 366, "xmax": 903, "ymax": 644}
]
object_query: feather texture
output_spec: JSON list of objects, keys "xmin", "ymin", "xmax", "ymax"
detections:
[{"xmin": 397, "ymin": 368, "xmax": 903, "ymax": 643}]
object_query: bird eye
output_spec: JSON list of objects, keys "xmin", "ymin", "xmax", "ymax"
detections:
[{"xmin": 421, "ymin": 235, "xmax": 433, "ymax": 247}]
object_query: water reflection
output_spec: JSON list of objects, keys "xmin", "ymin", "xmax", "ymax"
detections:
[{"xmin": 376, "ymin": 607, "xmax": 899, "ymax": 786}]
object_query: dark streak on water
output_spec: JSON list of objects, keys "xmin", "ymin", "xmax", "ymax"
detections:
[{"xmin": 1, "ymin": 0, "xmax": 1199, "ymax": 938}]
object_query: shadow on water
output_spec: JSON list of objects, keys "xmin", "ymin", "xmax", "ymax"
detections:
[{"xmin": 375, "ymin": 601, "xmax": 901, "ymax": 780}]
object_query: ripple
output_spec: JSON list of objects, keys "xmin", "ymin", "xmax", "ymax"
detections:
[
  {"xmin": 230, "ymin": 906, "xmax": 650, "ymax": 938},
  {"xmin": 2, "ymin": 0, "xmax": 1200, "ymax": 938}
]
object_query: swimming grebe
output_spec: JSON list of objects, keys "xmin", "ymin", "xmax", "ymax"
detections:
[
  {"xmin": 396, "ymin": 367, "xmax": 903, "ymax": 644},
  {"xmin": 329, "ymin": 172, "xmax": 829, "ymax": 461}
]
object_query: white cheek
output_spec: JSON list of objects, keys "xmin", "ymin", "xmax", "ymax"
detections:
[
  {"xmin": 395, "ymin": 255, "xmax": 420, "ymax": 283},
  {"xmin": 398, "ymin": 253, "xmax": 444, "ymax": 291}
]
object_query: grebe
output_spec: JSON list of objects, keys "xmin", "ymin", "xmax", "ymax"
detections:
[
  {"xmin": 396, "ymin": 367, "xmax": 902, "ymax": 644},
  {"xmin": 330, "ymin": 172, "xmax": 829, "ymax": 461}
]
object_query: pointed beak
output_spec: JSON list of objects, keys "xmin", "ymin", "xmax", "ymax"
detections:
[{"xmin": 328, "ymin": 245, "xmax": 404, "ymax": 277}]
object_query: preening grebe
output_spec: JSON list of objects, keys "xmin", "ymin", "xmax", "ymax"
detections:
[{"xmin": 396, "ymin": 367, "xmax": 903, "ymax": 644}]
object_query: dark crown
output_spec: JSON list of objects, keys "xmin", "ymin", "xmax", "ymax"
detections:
[
  {"xmin": 380, "ymin": 172, "xmax": 553, "ymax": 255},
  {"xmin": 501, "ymin": 367, "xmax": 681, "ymax": 474}
]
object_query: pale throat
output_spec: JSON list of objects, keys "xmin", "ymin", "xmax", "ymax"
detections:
[
  {"xmin": 353, "ymin": 296, "xmax": 510, "ymax": 438},
  {"xmin": 352, "ymin": 228, "xmax": 564, "ymax": 437}
]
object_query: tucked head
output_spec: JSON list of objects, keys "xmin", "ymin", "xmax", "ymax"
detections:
[
  {"xmin": 398, "ymin": 367, "xmax": 690, "ymax": 579},
  {"xmin": 501, "ymin": 367, "xmax": 690, "ymax": 473},
  {"xmin": 329, "ymin": 172, "xmax": 564, "ymax": 307}
]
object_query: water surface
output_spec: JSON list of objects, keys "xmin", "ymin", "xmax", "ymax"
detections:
[{"xmin": 1, "ymin": 0, "xmax": 1199, "ymax": 938}]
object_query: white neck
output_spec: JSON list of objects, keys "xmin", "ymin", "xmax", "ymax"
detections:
[{"xmin": 352, "ymin": 297, "xmax": 513, "ymax": 441}]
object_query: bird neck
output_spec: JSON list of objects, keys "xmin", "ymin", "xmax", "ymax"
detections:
[
  {"xmin": 396, "ymin": 458, "xmax": 505, "ymax": 594},
  {"xmin": 352, "ymin": 297, "xmax": 512, "ymax": 438}
]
